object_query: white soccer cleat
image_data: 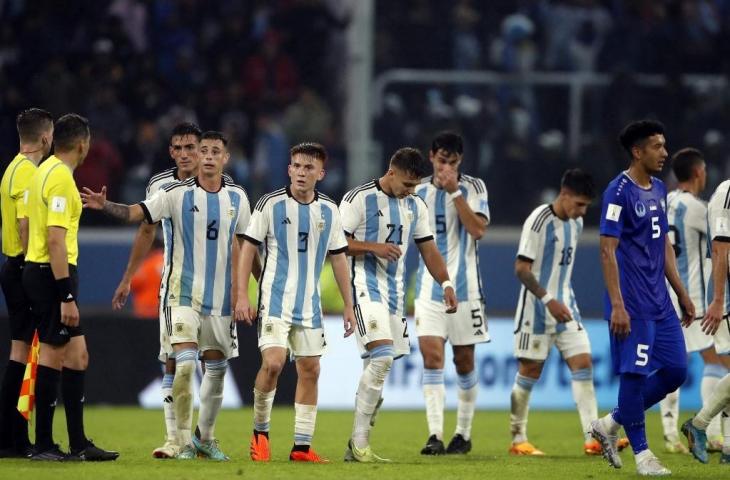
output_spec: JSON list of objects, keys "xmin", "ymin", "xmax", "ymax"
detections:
[
  {"xmin": 152, "ymin": 439, "xmax": 180, "ymax": 459},
  {"xmin": 636, "ymin": 452, "xmax": 671, "ymax": 476},
  {"xmin": 590, "ymin": 418, "xmax": 622, "ymax": 468},
  {"xmin": 663, "ymin": 435, "xmax": 688, "ymax": 454}
]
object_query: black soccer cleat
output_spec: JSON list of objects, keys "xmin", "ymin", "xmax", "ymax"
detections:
[
  {"xmin": 446, "ymin": 434, "xmax": 472, "ymax": 454},
  {"xmin": 420, "ymin": 434, "xmax": 446, "ymax": 455},
  {"xmin": 31, "ymin": 444, "xmax": 68, "ymax": 461},
  {"xmin": 68, "ymin": 439, "xmax": 119, "ymax": 461}
]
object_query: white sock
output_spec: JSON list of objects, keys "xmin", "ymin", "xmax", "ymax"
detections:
[
  {"xmin": 659, "ymin": 389, "xmax": 679, "ymax": 440},
  {"xmin": 602, "ymin": 411, "xmax": 621, "ymax": 435},
  {"xmin": 510, "ymin": 373, "xmax": 537, "ymax": 444},
  {"xmin": 253, "ymin": 387, "xmax": 276, "ymax": 432},
  {"xmin": 694, "ymin": 373, "xmax": 730, "ymax": 429},
  {"xmin": 161, "ymin": 373, "xmax": 177, "ymax": 442},
  {"xmin": 723, "ymin": 407, "xmax": 730, "ymax": 454},
  {"xmin": 571, "ymin": 368, "xmax": 598, "ymax": 442},
  {"xmin": 294, "ymin": 403, "xmax": 317, "ymax": 446},
  {"xmin": 352, "ymin": 345, "xmax": 394, "ymax": 449},
  {"xmin": 455, "ymin": 370, "xmax": 478, "ymax": 440},
  {"xmin": 172, "ymin": 349, "xmax": 197, "ymax": 447},
  {"xmin": 635, "ymin": 448, "xmax": 654, "ymax": 464},
  {"xmin": 422, "ymin": 368, "xmax": 445, "ymax": 439},
  {"xmin": 701, "ymin": 364, "xmax": 727, "ymax": 439},
  {"xmin": 198, "ymin": 359, "xmax": 227, "ymax": 441}
]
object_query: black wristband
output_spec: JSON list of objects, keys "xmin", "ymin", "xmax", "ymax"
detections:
[{"xmin": 56, "ymin": 277, "xmax": 75, "ymax": 303}]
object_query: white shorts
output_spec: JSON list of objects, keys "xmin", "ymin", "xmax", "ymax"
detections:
[
  {"xmin": 415, "ymin": 298, "xmax": 490, "ymax": 346},
  {"xmin": 167, "ymin": 306, "xmax": 239, "ymax": 359},
  {"xmin": 354, "ymin": 302, "xmax": 410, "ymax": 358},
  {"xmin": 514, "ymin": 325, "xmax": 591, "ymax": 361},
  {"xmin": 715, "ymin": 316, "xmax": 730, "ymax": 355},
  {"xmin": 683, "ymin": 318, "xmax": 714, "ymax": 353},
  {"xmin": 258, "ymin": 316, "xmax": 326, "ymax": 357}
]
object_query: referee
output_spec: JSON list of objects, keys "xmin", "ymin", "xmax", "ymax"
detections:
[
  {"xmin": 23, "ymin": 113, "xmax": 118, "ymax": 462},
  {"xmin": 0, "ymin": 108, "xmax": 53, "ymax": 458}
]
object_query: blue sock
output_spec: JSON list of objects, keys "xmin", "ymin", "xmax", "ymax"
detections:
[{"xmin": 617, "ymin": 373, "xmax": 648, "ymax": 454}]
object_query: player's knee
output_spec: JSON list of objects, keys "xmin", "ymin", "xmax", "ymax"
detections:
[
  {"xmin": 262, "ymin": 357, "xmax": 285, "ymax": 378},
  {"xmin": 204, "ymin": 359, "xmax": 228, "ymax": 378},
  {"xmin": 452, "ymin": 351, "xmax": 474, "ymax": 374},
  {"xmin": 9, "ymin": 342, "xmax": 30, "ymax": 363},
  {"xmin": 423, "ymin": 353, "xmax": 444, "ymax": 369},
  {"xmin": 660, "ymin": 366, "xmax": 687, "ymax": 392},
  {"xmin": 571, "ymin": 367, "xmax": 593, "ymax": 382},
  {"xmin": 368, "ymin": 344, "xmax": 395, "ymax": 384}
]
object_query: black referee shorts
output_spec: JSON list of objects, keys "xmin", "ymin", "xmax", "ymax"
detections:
[
  {"xmin": 22, "ymin": 262, "xmax": 82, "ymax": 346},
  {"xmin": 0, "ymin": 255, "xmax": 35, "ymax": 343}
]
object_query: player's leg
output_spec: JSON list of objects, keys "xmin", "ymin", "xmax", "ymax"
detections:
[
  {"xmin": 153, "ymin": 304, "xmax": 179, "ymax": 458},
  {"xmin": 698, "ymin": 346, "xmax": 728, "ymax": 451},
  {"xmin": 658, "ymin": 389, "xmax": 682, "ymax": 452},
  {"xmin": 193, "ymin": 348, "xmax": 228, "ymax": 461}
]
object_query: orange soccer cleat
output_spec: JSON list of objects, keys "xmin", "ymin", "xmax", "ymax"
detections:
[
  {"xmin": 289, "ymin": 447, "xmax": 330, "ymax": 463},
  {"xmin": 509, "ymin": 441, "xmax": 545, "ymax": 456},
  {"xmin": 584, "ymin": 437, "xmax": 630, "ymax": 455},
  {"xmin": 250, "ymin": 432, "xmax": 271, "ymax": 462}
]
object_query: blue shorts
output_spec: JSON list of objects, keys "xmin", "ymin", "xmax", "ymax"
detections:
[{"xmin": 610, "ymin": 312, "xmax": 687, "ymax": 375}]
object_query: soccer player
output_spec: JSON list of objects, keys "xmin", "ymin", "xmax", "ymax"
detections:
[
  {"xmin": 680, "ymin": 174, "xmax": 730, "ymax": 465},
  {"xmin": 83, "ymin": 131, "xmax": 251, "ymax": 461},
  {"xmin": 0, "ymin": 108, "xmax": 53, "ymax": 458},
  {"xmin": 109, "ymin": 122, "xmax": 204, "ymax": 458},
  {"xmin": 23, "ymin": 113, "xmax": 118, "ymax": 461},
  {"xmin": 414, "ymin": 132, "xmax": 489, "ymax": 455},
  {"xmin": 340, "ymin": 147, "xmax": 457, "ymax": 462},
  {"xmin": 591, "ymin": 120, "xmax": 695, "ymax": 476},
  {"xmin": 233, "ymin": 142, "xmax": 354, "ymax": 464},
  {"xmin": 660, "ymin": 148, "xmax": 728, "ymax": 453},
  {"xmin": 510, "ymin": 169, "xmax": 610, "ymax": 456}
]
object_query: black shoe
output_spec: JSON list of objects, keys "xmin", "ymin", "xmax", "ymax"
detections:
[
  {"xmin": 420, "ymin": 435, "xmax": 445, "ymax": 455},
  {"xmin": 31, "ymin": 444, "xmax": 68, "ymax": 461},
  {"xmin": 68, "ymin": 439, "xmax": 119, "ymax": 461},
  {"xmin": 446, "ymin": 434, "xmax": 472, "ymax": 454}
]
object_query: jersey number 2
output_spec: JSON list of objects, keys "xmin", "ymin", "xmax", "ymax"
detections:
[{"xmin": 386, "ymin": 224, "xmax": 404, "ymax": 245}]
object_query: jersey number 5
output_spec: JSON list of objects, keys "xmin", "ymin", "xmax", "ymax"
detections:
[
  {"xmin": 651, "ymin": 216, "xmax": 661, "ymax": 239},
  {"xmin": 635, "ymin": 344, "xmax": 649, "ymax": 366}
]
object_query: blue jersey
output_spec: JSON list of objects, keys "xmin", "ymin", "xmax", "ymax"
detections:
[{"xmin": 599, "ymin": 172, "xmax": 672, "ymax": 320}]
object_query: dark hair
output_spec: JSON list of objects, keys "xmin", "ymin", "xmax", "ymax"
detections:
[
  {"xmin": 671, "ymin": 147, "xmax": 704, "ymax": 182},
  {"xmin": 201, "ymin": 130, "xmax": 228, "ymax": 147},
  {"xmin": 290, "ymin": 142, "xmax": 327, "ymax": 165},
  {"xmin": 561, "ymin": 168, "xmax": 596, "ymax": 199},
  {"xmin": 431, "ymin": 131, "xmax": 463, "ymax": 155},
  {"xmin": 16, "ymin": 108, "xmax": 53, "ymax": 142},
  {"xmin": 53, "ymin": 113, "xmax": 90, "ymax": 152},
  {"xmin": 390, "ymin": 147, "xmax": 429, "ymax": 178},
  {"xmin": 618, "ymin": 119, "xmax": 665, "ymax": 157},
  {"xmin": 170, "ymin": 122, "xmax": 202, "ymax": 143}
]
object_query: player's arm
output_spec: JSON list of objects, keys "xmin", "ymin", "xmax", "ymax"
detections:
[
  {"xmin": 416, "ymin": 239, "xmax": 457, "ymax": 313},
  {"xmin": 80, "ymin": 186, "xmax": 146, "ymax": 223},
  {"xmin": 343, "ymin": 235, "xmax": 401, "ymax": 262},
  {"xmin": 515, "ymin": 257, "xmax": 572, "ymax": 322},
  {"xmin": 664, "ymin": 235, "xmax": 695, "ymax": 326},
  {"xmin": 47, "ymin": 225, "xmax": 79, "ymax": 327},
  {"xmin": 18, "ymin": 217, "xmax": 29, "ymax": 254},
  {"xmin": 599, "ymin": 235, "xmax": 630, "ymax": 337},
  {"xmin": 231, "ymin": 235, "xmax": 244, "ymax": 310},
  {"xmin": 704, "ymin": 238, "xmax": 730, "ymax": 334},
  {"xmin": 452, "ymin": 195, "xmax": 488, "ymax": 240},
  {"xmin": 112, "ymin": 222, "xmax": 157, "ymax": 309},
  {"xmin": 233, "ymin": 239, "xmax": 258, "ymax": 325},
  {"xmin": 329, "ymin": 251, "xmax": 355, "ymax": 337},
  {"xmin": 252, "ymin": 250, "xmax": 262, "ymax": 280}
]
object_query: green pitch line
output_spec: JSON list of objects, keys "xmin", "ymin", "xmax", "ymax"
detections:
[{"xmin": 1, "ymin": 407, "xmax": 724, "ymax": 479}]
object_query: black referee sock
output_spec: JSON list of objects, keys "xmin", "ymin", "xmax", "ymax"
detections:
[
  {"xmin": 0, "ymin": 360, "xmax": 27, "ymax": 449},
  {"xmin": 61, "ymin": 368, "xmax": 87, "ymax": 452},
  {"xmin": 35, "ymin": 365, "xmax": 60, "ymax": 451}
]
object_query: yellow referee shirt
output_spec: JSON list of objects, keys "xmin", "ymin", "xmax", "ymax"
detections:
[
  {"xmin": 26, "ymin": 156, "xmax": 81, "ymax": 265},
  {"xmin": 0, "ymin": 153, "xmax": 37, "ymax": 257}
]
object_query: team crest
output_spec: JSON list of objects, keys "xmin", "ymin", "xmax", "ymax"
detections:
[
  {"xmin": 228, "ymin": 207, "xmax": 236, "ymax": 218},
  {"xmin": 634, "ymin": 201, "xmax": 646, "ymax": 218},
  {"xmin": 263, "ymin": 323, "xmax": 274, "ymax": 335},
  {"xmin": 405, "ymin": 210, "xmax": 414, "ymax": 222},
  {"xmin": 317, "ymin": 220, "xmax": 325, "ymax": 232},
  {"xmin": 415, "ymin": 317, "xmax": 420, "ymax": 326},
  {"xmin": 648, "ymin": 199, "xmax": 658, "ymax": 211},
  {"xmin": 368, "ymin": 319, "xmax": 378, "ymax": 331},
  {"xmin": 532, "ymin": 339, "xmax": 541, "ymax": 350},
  {"xmin": 175, "ymin": 323, "xmax": 185, "ymax": 334}
]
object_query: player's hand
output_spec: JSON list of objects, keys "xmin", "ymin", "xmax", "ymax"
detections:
[
  {"xmin": 111, "ymin": 279, "xmax": 130, "ymax": 310},
  {"xmin": 372, "ymin": 243, "xmax": 402, "ymax": 262},
  {"xmin": 610, "ymin": 305, "xmax": 631, "ymax": 339},
  {"xmin": 546, "ymin": 299, "xmax": 573, "ymax": 323},
  {"xmin": 61, "ymin": 301, "xmax": 80, "ymax": 327},
  {"xmin": 343, "ymin": 305, "xmax": 355, "ymax": 337},
  {"xmin": 234, "ymin": 298, "xmax": 257, "ymax": 325},
  {"xmin": 438, "ymin": 166, "xmax": 459, "ymax": 193},
  {"xmin": 80, "ymin": 186, "xmax": 107, "ymax": 210},
  {"xmin": 702, "ymin": 299, "xmax": 724, "ymax": 335},
  {"xmin": 443, "ymin": 286, "xmax": 457, "ymax": 313},
  {"xmin": 678, "ymin": 293, "xmax": 695, "ymax": 327}
]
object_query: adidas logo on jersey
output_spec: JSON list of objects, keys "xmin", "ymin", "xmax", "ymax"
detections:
[
  {"xmin": 281, "ymin": 217, "xmax": 292, "ymax": 224},
  {"xmin": 190, "ymin": 205, "xmax": 199, "ymax": 212},
  {"xmin": 377, "ymin": 210, "xmax": 384, "ymax": 217}
]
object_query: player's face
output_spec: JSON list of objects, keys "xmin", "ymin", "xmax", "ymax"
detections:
[
  {"xmin": 562, "ymin": 192, "xmax": 592, "ymax": 219},
  {"xmin": 388, "ymin": 167, "xmax": 421, "ymax": 198},
  {"xmin": 170, "ymin": 134, "xmax": 200, "ymax": 175},
  {"xmin": 288, "ymin": 154, "xmax": 324, "ymax": 194},
  {"xmin": 199, "ymin": 139, "xmax": 229, "ymax": 177},
  {"xmin": 430, "ymin": 149, "xmax": 461, "ymax": 176},
  {"xmin": 634, "ymin": 134, "xmax": 668, "ymax": 173}
]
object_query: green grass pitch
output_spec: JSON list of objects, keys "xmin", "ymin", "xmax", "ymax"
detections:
[{"xmin": 1, "ymin": 407, "xmax": 726, "ymax": 479}]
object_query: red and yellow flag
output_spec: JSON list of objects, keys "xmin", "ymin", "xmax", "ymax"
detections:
[{"xmin": 17, "ymin": 330, "xmax": 39, "ymax": 421}]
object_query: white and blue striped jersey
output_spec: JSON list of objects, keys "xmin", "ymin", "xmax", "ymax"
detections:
[
  {"xmin": 414, "ymin": 174, "xmax": 489, "ymax": 303},
  {"xmin": 667, "ymin": 190, "xmax": 709, "ymax": 318},
  {"xmin": 514, "ymin": 204, "xmax": 583, "ymax": 334},
  {"xmin": 244, "ymin": 186, "xmax": 348, "ymax": 328},
  {"xmin": 340, "ymin": 180, "xmax": 434, "ymax": 317},
  {"xmin": 706, "ymin": 180, "xmax": 730, "ymax": 313},
  {"xmin": 141, "ymin": 176, "xmax": 250, "ymax": 316},
  {"xmin": 146, "ymin": 168, "xmax": 233, "ymax": 301}
]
